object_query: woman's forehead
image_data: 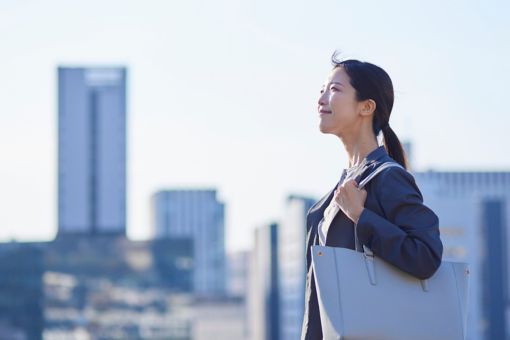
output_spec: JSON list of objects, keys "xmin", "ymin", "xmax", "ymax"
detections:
[{"xmin": 324, "ymin": 67, "xmax": 349, "ymax": 86}]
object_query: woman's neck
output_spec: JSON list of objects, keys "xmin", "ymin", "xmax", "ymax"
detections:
[{"xmin": 339, "ymin": 126, "xmax": 379, "ymax": 168}]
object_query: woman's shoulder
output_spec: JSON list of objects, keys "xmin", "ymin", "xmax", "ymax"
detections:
[{"xmin": 362, "ymin": 157, "xmax": 420, "ymax": 194}]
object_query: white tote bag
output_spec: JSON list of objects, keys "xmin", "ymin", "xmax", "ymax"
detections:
[{"xmin": 311, "ymin": 162, "xmax": 470, "ymax": 340}]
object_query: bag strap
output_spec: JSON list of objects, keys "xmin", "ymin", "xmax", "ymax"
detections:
[
  {"xmin": 351, "ymin": 162, "xmax": 429, "ymax": 289},
  {"xmin": 357, "ymin": 161, "xmax": 404, "ymax": 190},
  {"xmin": 355, "ymin": 162, "xmax": 405, "ymax": 255}
]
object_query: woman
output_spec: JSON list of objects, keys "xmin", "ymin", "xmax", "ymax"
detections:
[{"xmin": 300, "ymin": 55, "xmax": 443, "ymax": 340}]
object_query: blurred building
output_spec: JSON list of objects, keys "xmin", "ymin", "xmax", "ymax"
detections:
[
  {"xmin": 248, "ymin": 222, "xmax": 279, "ymax": 340},
  {"xmin": 44, "ymin": 236, "xmax": 193, "ymax": 292},
  {"xmin": 191, "ymin": 296, "xmax": 248, "ymax": 340},
  {"xmin": 277, "ymin": 195, "xmax": 315, "ymax": 340},
  {"xmin": 151, "ymin": 238, "xmax": 195, "ymax": 292},
  {"xmin": 151, "ymin": 189, "xmax": 226, "ymax": 296},
  {"xmin": 415, "ymin": 171, "xmax": 510, "ymax": 340},
  {"xmin": 43, "ymin": 272, "xmax": 194, "ymax": 340},
  {"xmin": 0, "ymin": 243, "xmax": 45, "ymax": 340},
  {"xmin": 402, "ymin": 140, "xmax": 413, "ymax": 170},
  {"xmin": 226, "ymin": 250, "xmax": 250, "ymax": 298},
  {"xmin": 58, "ymin": 67, "xmax": 127, "ymax": 236},
  {"xmin": 0, "ymin": 236, "xmax": 195, "ymax": 339}
]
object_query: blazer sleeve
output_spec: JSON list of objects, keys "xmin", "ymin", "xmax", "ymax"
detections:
[{"xmin": 355, "ymin": 166, "xmax": 443, "ymax": 280}]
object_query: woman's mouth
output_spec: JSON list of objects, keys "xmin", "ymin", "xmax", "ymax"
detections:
[{"xmin": 319, "ymin": 109, "xmax": 332, "ymax": 116}]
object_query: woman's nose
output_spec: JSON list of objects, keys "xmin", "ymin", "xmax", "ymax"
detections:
[{"xmin": 318, "ymin": 92, "xmax": 328, "ymax": 106}]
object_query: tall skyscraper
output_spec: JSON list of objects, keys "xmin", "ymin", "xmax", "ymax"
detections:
[
  {"xmin": 58, "ymin": 67, "xmax": 127, "ymax": 236},
  {"xmin": 277, "ymin": 195, "xmax": 316, "ymax": 340},
  {"xmin": 415, "ymin": 171, "xmax": 510, "ymax": 340},
  {"xmin": 151, "ymin": 189, "xmax": 226, "ymax": 296},
  {"xmin": 248, "ymin": 222, "xmax": 280, "ymax": 340}
]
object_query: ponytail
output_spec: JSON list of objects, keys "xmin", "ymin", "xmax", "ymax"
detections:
[{"xmin": 381, "ymin": 126, "xmax": 408, "ymax": 170}]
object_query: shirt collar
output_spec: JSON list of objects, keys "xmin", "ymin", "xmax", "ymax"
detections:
[
  {"xmin": 345, "ymin": 145, "xmax": 387, "ymax": 171},
  {"xmin": 309, "ymin": 145, "xmax": 388, "ymax": 215},
  {"xmin": 365, "ymin": 145, "xmax": 387, "ymax": 163}
]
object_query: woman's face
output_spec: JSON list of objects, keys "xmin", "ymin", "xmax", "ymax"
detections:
[{"xmin": 317, "ymin": 67, "xmax": 362, "ymax": 136}]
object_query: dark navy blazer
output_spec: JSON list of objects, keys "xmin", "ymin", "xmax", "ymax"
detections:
[{"xmin": 300, "ymin": 146, "xmax": 443, "ymax": 340}]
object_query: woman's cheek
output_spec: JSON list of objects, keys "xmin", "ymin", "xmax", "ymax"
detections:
[
  {"xmin": 329, "ymin": 97, "xmax": 341, "ymax": 113},
  {"xmin": 329, "ymin": 92, "xmax": 335, "ymax": 103}
]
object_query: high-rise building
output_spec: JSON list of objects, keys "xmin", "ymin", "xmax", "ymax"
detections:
[
  {"xmin": 248, "ymin": 222, "xmax": 280, "ymax": 340},
  {"xmin": 151, "ymin": 189, "xmax": 226, "ymax": 296},
  {"xmin": 58, "ymin": 67, "xmax": 127, "ymax": 236},
  {"xmin": 277, "ymin": 195, "xmax": 316, "ymax": 340},
  {"xmin": 415, "ymin": 171, "xmax": 510, "ymax": 340}
]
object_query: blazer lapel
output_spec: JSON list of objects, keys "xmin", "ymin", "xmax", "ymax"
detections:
[{"xmin": 305, "ymin": 183, "xmax": 337, "ymax": 259}]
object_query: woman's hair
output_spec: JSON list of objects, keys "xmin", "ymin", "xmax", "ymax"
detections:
[{"xmin": 331, "ymin": 53, "xmax": 408, "ymax": 169}]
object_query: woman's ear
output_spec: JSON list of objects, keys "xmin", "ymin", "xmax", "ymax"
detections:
[{"xmin": 360, "ymin": 99, "xmax": 376, "ymax": 117}]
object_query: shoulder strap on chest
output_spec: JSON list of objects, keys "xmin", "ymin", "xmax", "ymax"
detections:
[{"xmin": 358, "ymin": 162, "xmax": 404, "ymax": 190}]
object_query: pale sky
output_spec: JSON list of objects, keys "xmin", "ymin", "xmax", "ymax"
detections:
[{"xmin": 1, "ymin": 0, "xmax": 509, "ymax": 252}]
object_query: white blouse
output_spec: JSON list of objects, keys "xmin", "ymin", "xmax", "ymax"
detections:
[{"xmin": 318, "ymin": 159, "xmax": 368, "ymax": 246}]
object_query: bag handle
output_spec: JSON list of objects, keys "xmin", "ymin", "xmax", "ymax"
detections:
[{"xmin": 354, "ymin": 162, "xmax": 404, "ymax": 255}]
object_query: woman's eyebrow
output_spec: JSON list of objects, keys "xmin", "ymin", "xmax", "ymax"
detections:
[
  {"xmin": 321, "ymin": 81, "xmax": 345, "ymax": 90},
  {"xmin": 330, "ymin": 81, "xmax": 344, "ymax": 87}
]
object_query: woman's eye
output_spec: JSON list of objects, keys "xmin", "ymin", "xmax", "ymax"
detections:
[{"xmin": 330, "ymin": 87, "xmax": 338, "ymax": 91}]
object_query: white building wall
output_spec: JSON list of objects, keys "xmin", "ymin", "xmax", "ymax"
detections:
[
  {"xmin": 415, "ymin": 171, "xmax": 510, "ymax": 340},
  {"xmin": 278, "ymin": 195, "xmax": 315, "ymax": 340}
]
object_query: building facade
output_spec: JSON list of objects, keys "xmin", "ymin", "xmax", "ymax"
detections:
[
  {"xmin": 248, "ymin": 222, "xmax": 280, "ymax": 340},
  {"xmin": 226, "ymin": 250, "xmax": 250, "ymax": 299},
  {"xmin": 277, "ymin": 195, "xmax": 316, "ymax": 340},
  {"xmin": 415, "ymin": 171, "xmax": 510, "ymax": 340},
  {"xmin": 152, "ymin": 189, "xmax": 226, "ymax": 296},
  {"xmin": 58, "ymin": 67, "xmax": 127, "ymax": 236}
]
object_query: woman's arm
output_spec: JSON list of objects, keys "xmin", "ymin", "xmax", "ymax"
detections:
[{"xmin": 355, "ymin": 167, "xmax": 443, "ymax": 280}]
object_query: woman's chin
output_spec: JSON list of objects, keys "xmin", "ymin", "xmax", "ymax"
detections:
[{"xmin": 318, "ymin": 122, "xmax": 331, "ymax": 134}]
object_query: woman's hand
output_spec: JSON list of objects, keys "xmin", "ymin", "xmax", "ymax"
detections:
[{"xmin": 334, "ymin": 179, "xmax": 367, "ymax": 224}]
